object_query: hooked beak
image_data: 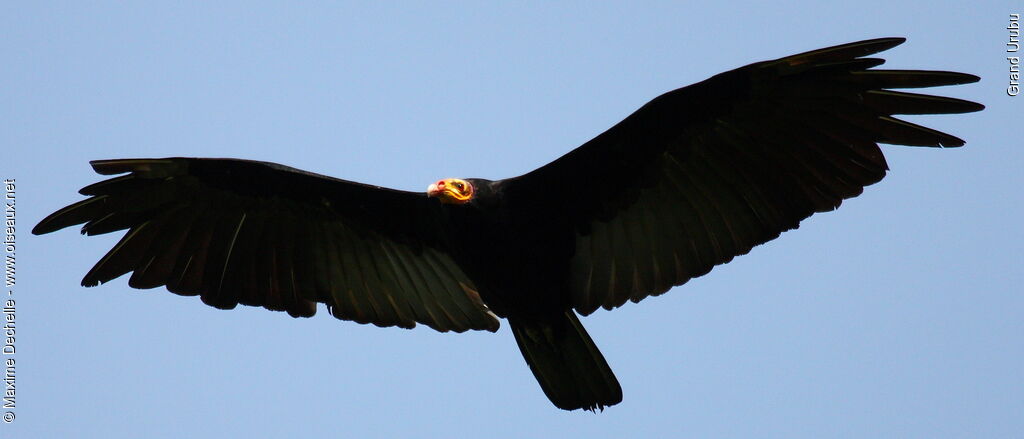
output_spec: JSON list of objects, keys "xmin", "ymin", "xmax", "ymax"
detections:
[{"xmin": 427, "ymin": 180, "xmax": 445, "ymax": 198}]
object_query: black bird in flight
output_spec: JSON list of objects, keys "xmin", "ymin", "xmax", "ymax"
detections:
[{"xmin": 34, "ymin": 38, "xmax": 982, "ymax": 411}]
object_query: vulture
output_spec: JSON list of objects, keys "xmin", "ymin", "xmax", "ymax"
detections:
[{"xmin": 34, "ymin": 38, "xmax": 983, "ymax": 411}]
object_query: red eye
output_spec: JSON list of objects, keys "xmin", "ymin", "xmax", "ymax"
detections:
[{"xmin": 455, "ymin": 182, "xmax": 464, "ymax": 190}]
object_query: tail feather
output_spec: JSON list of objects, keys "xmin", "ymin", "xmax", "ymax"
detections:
[{"xmin": 510, "ymin": 311, "xmax": 622, "ymax": 411}]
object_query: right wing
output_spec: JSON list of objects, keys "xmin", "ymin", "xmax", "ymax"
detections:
[{"xmin": 502, "ymin": 38, "xmax": 982, "ymax": 315}]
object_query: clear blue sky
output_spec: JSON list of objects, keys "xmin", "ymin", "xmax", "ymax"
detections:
[{"xmin": 4, "ymin": 2, "xmax": 1020, "ymax": 438}]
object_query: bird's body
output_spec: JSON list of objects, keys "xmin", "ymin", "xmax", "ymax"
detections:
[
  {"xmin": 34, "ymin": 38, "xmax": 983, "ymax": 411},
  {"xmin": 440, "ymin": 179, "xmax": 569, "ymax": 318}
]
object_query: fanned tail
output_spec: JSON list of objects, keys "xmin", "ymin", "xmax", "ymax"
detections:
[{"xmin": 510, "ymin": 311, "xmax": 622, "ymax": 411}]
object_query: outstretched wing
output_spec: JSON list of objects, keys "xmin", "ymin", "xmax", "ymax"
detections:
[
  {"xmin": 34, "ymin": 158, "xmax": 500, "ymax": 332},
  {"xmin": 504, "ymin": 38, "xmax": 984, "ymax": 315}
]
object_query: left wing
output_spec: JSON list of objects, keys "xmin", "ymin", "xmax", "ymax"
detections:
[
  {"xmin": 34, "ymin": 158, "xmax": 500, "ymax": 332},
  {"xmin": 502, "ymin": 38, "xmax": 983, "ymax": 315}
]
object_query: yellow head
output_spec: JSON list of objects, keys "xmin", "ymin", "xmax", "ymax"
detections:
[{"xmin": 427, "ymin": 178, "xmax": 474, "ymax": 205}]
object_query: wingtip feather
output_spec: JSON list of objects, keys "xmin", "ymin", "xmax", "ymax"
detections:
[
  {"xmin": 784, "ymin": 37, "xmax": 907, "ymax": 66},
  {"xmin": 90, "ymin": 158, "xmax": 180, "ymax": 176}
]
